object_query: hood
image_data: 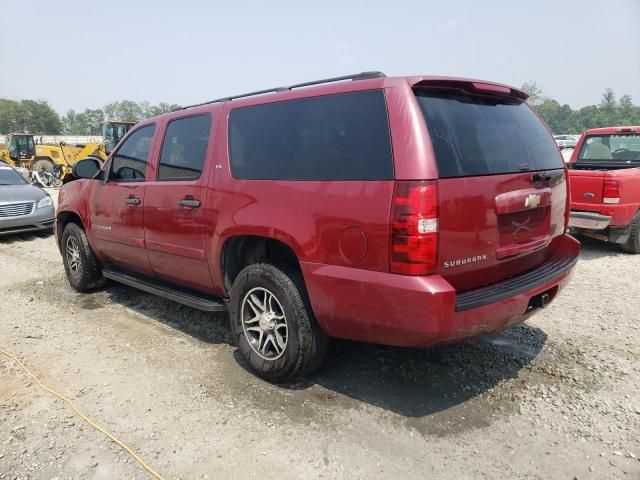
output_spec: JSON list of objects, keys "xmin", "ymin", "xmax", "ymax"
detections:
[{"xmin": 0, "ymin": 184, "xmax": 48, "ymax": 204}]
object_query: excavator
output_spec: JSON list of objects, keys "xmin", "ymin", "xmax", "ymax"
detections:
[{"xmin": 0, "ymin": 120, "xmax": 135, "ymax": 181}]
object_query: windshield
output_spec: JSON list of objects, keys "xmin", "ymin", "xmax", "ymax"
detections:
[
  {"xmin": 577, "ymin": 134, "xmax": 640, "ymax": 163},
  {"xmin": 0, "ymin": 166, "xmax": 28, "ymax": 185},
  {"xmin": 415, "ymin": 90, "xmax": 563, "ymax": 178}
]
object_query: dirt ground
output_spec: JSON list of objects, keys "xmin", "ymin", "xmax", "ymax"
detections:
[{"xmin": 1, "ymin": 205, "xmax": 639, "ymax": 479}]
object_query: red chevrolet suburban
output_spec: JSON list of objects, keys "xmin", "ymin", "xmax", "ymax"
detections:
[
  {"xmin": 568, "ymin": 126, "xmax": 640, "ymax": 253},
  {"xmin": 56, "ymin": 72, "xmax": 579, "ymax": 382}
]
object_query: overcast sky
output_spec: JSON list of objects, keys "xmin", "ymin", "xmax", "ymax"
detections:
[{"xmin": 1, "ymin": 0, "xmax": 639, "ymax": 113}]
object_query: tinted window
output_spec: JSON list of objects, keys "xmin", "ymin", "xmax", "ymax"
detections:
[
  {"xmin": 415, "ymin": 90, "xmax": 563, "ymax": 178},
  {"xmin": 110, "ymin": 125, "xmax": 155, "ymax": 182},
  {"xmin": 158, "ymin": 114, "xmax": 212, "ymax": 181},
  {"xmin": 229, "ymin": 90, "xmax": 393, "ymax": 180}
]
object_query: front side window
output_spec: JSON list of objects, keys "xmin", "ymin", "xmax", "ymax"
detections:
[
  {"xmin": 228, "ymin": 90, "xmax": 393, "ymax": 180},
  {"xmin": 109, "ymin": 124, "xmax": 155, "ymax": 182},
  {"xmin": 158, "ymin": 114, "xmax": 212, "ymax": 181}
]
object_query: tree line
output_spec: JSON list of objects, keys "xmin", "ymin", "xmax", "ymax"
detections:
[
  {"xmin": 1, "ymin": 87, "xmax": 639, "ymax": 136},
  {"xmin": 0, "ymin": 99, "xmax": 179, "ymax": 135},
  {"xmin": 521, "ymin": 83, "xmax": 640, "ymax": 133}
]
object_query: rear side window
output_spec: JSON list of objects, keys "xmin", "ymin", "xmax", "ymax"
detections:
[
  {"xmin": 158, "ymin": 114, "xmax": 212, "ymax": 181},
  {"xmin": 110, "ymin": 125, "xmax": 155, "ymax": 182},
  {"xmin": 415, "ymin": 90, "xmax": 563, "ymax": 178},
  {"xmin": 228, "ymin": 90, "xmax": 393, "ymax": 180}
]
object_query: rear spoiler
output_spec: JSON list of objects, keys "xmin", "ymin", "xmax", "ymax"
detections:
[{"xmin": 412, "ymin": 79, "xmax": 528, "ymax": 101}]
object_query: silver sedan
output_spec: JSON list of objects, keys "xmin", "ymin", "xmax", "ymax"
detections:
[{"xmin": 0, "ymin": 162, "xmax": 55, "ymax": 236}]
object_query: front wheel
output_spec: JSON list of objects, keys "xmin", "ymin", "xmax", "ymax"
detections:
[
  {"xmin": 229, "ymin": 263, "xmax": 328, "ymax": 383},
  {"xmin": 621, "ymin": 212, "xmax": 640, "ymax": 254},
  {"xmin": 61, "ymin": 223, "xmax": 105, "ymax": 291}
]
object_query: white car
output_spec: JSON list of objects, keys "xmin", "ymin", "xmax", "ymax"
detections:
[{"xmin": 554, "ymin": 135, "xmax": 578, "ymax": 149}]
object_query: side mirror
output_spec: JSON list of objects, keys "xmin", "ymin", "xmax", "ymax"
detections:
[{"xmin": 72, "ymin": 157, "xmax": 103, "ymax": 180}]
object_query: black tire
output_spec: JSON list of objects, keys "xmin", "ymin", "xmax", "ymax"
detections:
[
  {"xmin": 621, "ymin": 212, "xmax": 640, "ymax": 254},
  {"xmin": 229, "ymin": 263, "xmax": 328, "ymax": 383},
  {"xmin": 61, "ymin": 223, "xmax": 105, "ymax": 291}
]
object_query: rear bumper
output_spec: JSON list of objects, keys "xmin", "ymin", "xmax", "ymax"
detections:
[
  {"xmin": 569, "ymin": 211, "xmax": 612, "ymax": 230},
  {"xmin": 570, "ymin": 201, "xmax": 637, "ymax": 227},
  {"xmin": 302, "ymin": 234, "xmax": 580, "ymax": 348}
]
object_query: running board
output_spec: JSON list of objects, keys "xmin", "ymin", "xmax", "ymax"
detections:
[{"xmin": 103, "ymin": 268, "xmax": 226, "ymax": 312}]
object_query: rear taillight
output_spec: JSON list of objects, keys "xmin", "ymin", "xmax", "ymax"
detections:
[
  {"xmin": 603, "ymin": 180, "xmax": 621, "ymax": 204},
  {"xmin": 390, "ymin": 181, "xmax": 438, "ymax": 275}
]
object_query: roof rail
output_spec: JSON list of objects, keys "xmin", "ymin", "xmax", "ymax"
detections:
[{"xmin": 178, "ymin": 71, "xmax": 386, "ymax": 110}]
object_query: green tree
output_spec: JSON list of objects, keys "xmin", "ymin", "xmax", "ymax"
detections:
[
  {"xmin": 618, "ymin": 95, "xmax": 638, "ymax": 125},
  {"xmin": 521, "ymin": 82, "xmax": 545, "ymax": 108},
  {"xmin": 521, "ymin": 82, "xmax": 640, "ymax": 133},
  {"xmin": 62, "ymin": 108, "xmax": 105, "ymax": 135},
  {"xmin": 0, "ymin": 98, "xmax": 62, "ymax": 134},
  {"xmin": 103, "ymin": 100, "xmax": 144, "ymax": 122},
  {"xmin": 598, "ymin": 88, "xmax": 617, "ymax": 125}
]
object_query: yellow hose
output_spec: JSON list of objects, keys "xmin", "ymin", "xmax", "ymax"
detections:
[{"xmin": 0, "ymin": 346, "xmax": 166, "ymax": 480}]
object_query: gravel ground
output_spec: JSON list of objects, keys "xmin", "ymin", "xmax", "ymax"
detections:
[{"xmin": 0, "ymin": 214, "xmax": 639, "ymax": 479}]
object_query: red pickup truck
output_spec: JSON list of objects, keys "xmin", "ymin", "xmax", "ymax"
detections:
[
  {"xmin": 56, "ymin": 72, "xmax": 579, "ymax": 382},
  {"xmin": 568, "ymin": 126, "xmax": 640, "ymax": 253}
]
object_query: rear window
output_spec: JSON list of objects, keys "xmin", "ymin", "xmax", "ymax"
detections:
[
  {"xmin": 577, "ymin": 134, "xmax": 640, "ymax": 164},
  {"xmin": 415, "ymin": 90, "xmax": 563, "ymax": 178},
  {"xmin": 228, "ymin": 90, "xmax": 393, "ymax": 180}
]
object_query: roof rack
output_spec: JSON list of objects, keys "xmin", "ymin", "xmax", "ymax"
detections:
[{"xmin": 178, "ymin": 71, "xmax": 386, "ymax": 110}]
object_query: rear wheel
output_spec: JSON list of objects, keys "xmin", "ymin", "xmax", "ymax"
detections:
[
  {"xmin": 32, "ymin": 158, "xmax": 55, "ymax": 174},
  {"xmin": 229, "ymin": 263, "xmax": 328, "ymax": 383},
  {"xmin": 61, "ymin": 223, "xmax": 105, "ymax": 291},
  {"xmin": 621, "ymin": 212, "xmax": 640, "ymax": 254}
]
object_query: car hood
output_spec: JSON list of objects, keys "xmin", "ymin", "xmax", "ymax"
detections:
[{"xmin": 0, "ymin": 184, "xmax": 47, "ymax": 203}]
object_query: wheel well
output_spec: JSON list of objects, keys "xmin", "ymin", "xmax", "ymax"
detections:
[
  {"xmin": 56, "ymin": 212, "xmax": 84, "ymax": 248},
  {"xmin": 221, "ymin": 236, "xmax": 301, "ymax": 292}
]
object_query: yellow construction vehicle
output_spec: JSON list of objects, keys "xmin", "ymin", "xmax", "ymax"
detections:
[
  {"xmin": 0, "ymin": 133, "xmax": 36, "ymax": 167},
  {"xmin": 31, "ymin": 120, "xmax": 136, "ymax": 175}
]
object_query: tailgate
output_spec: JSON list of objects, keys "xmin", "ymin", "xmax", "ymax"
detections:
[
  {"xmin": 413, "ymin": 85, "xmax": 568, "ymax": 292},
  {"xmin": 568, "ymin": 169, "xmax": 605, "ymax": 206},
  {"xmin": 438, "ymin": 170, "xmax": 567, "ymax": 291}
]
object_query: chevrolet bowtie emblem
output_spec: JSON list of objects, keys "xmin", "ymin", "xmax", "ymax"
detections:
[{"xmin": 525, "ymin": 194, "xmax": 541, "ymax": 209}]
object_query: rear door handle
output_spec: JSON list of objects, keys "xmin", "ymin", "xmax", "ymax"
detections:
[
  {"xmin": 179, "ymin": 198, "xmax": 201, "ymax": 208},
  {"xmin": 124, "ymin": 196, "xmax": 141, "ymax": 206}
]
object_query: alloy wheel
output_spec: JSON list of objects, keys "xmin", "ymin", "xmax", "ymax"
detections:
[
  {"xmin": 66, "ymin": 236, "xmax": 82, "ymax": 277},
  {"xmin": 241, "ymin": 287, "xmax": 288, "ymax": 360}
]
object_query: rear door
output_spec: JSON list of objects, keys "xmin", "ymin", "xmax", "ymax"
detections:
[
  {"xmin": 414, "ymin": 87, "xmax": 567, "ymax": 292},
  {"xmin": 90, "ymin": 124, "xmax": 156, "ymax": 275},
  {"xmin": 143, "ymin": 113, "xmax": 215, "ymax": 292}
]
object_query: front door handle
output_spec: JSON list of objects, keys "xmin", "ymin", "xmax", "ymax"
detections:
[
  {"xmin": 179, "ymin": 198, "xmax": 201, "ymax": 208},
  {"xmin": 124, "ymin": 196, "xmax": 141, "ymax": 206}
]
